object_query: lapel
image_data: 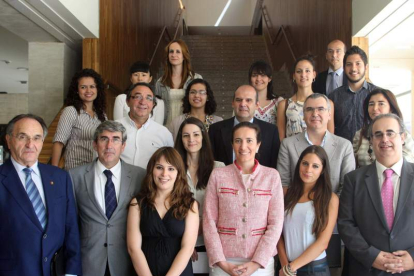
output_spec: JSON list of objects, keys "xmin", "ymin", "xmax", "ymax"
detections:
[
  {"xmin": 1, "ymin": 160, "xmax": 43, "ymax": 231},
  {"xmin": 393, "ymin": 160, "xmax": 414, "ymax": 230},
  {"xmin": 84, "ymin": 162, "xmax": 107, "ymax": 219},
  {"xmin": 39, "ymin": 163, "xmax": 59, "ymax": 233},
  {"xmin": 221, "ymin": 118, "xmax": 235, "ymax": 164},
  {"xmin": 109, "ymin": 161, "xmax": 133, "ymax": 220},
  {"xmin": 324, "ymin": 132, "xmax": 338, "ymax": 163},
  {"xmin": 294, "ymin": 133, "xmax": 310, "ymax": 158},
  {"xmin": 365, "ymin": 164, "xmax": 390, "ymax": 231}
]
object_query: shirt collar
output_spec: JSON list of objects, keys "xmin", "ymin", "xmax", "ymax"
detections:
[
  {"xmin": 328, "ymin": 67, "xmax": 343, "ymax": 76},
  {"xmin": 96, "ymin": 158, "xmax": 122, "ymax": 180},
  {"xmin": 375, "ymin": 157, "xmax": 404, "ymax": 178},
  {"xmin": 348, "ymin": 80, "xmax": 368, "ymax": 93},
  {"xmin": 11, "ymin": 156, "xmax": 40, "ymax": 177},
  {"xmin": 234, "ymin": 116, "xmax": 254, "ymax": 126},
  {"xmin": 234, "ymin": 159, "xmax": 259, "ymax": 173},
  {"xmin": 304, "ymin": 131, "xmax": 328, "ymax": 147},
  {"xmin": 126, "ymin": 114, "xmax": 152, "ymax": 129}
]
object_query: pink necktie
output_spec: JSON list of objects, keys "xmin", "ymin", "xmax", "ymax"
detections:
[{"xmin": 381, "ymin": 169, "xmax": 394, "ymax": 230}]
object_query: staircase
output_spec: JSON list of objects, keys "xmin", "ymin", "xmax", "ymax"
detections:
[
  {"xmin": 39, "ymin": 107, "xmax": 64, "ymax": 167},
  {"xmin": 184, "ymin": 34, "xmax": 293, "ymax": 119}
]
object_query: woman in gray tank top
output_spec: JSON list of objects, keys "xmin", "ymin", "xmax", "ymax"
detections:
[{"xmin": 277, "ymin": 145, "xmax": 339, "ymax": 276}]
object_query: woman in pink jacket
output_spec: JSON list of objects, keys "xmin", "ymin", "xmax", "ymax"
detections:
[{"xmin": 203, "ymin": 122, "xmax": 284, "ymax": 276}]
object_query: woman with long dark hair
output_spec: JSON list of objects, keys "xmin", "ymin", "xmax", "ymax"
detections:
[
  {"xmin": 204, "ymin": 122, "xmax": 284, "ymax": 276},
  {"xmin": 277, "ymin": 55, "xmax": 334, "ymax": 141},
  {"xmin": 155, "ymin": 39, "xmax": 202, "ymax": 125},
  {"xmin": 353, "ymin": 88, "xmax": 414, "ymax": 167},
  {"xmin": 52, "ymin": 68, "xmax": 106, "ymax": 170},
  {"xmin": 249, "ymin": 60, "xmax": 284, "ymax": 124},
  {"xmin": 174, "ymin": 117, "xmax": 225, "ymax": 271},
  {"xmin": 127, "ymin": 147, "xmax": 199, "ymax": 276},
  {"xmin": 277, "ymin": 145, "xmax": 339, "ymax": 276},
  {"xmin": 168, "ymin": 79, "xmax": 223, "ymax": 141}
]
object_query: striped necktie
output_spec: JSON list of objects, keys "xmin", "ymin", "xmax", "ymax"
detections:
[
  {"xmin": 104, "ymin": 170, "xmax": 117, "ymax": 219},
  {"xmin": 23, "ymin": 168, "xmax": 47, "ymax": 229}
]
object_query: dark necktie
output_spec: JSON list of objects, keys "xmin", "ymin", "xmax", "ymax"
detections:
[
  {"xmin": 23, "ymin": 168, "xmax": 47, "ymax": 229},
  {"xmin": 104, "ymin": 170, "xmax": 117, "ymax": 219}
]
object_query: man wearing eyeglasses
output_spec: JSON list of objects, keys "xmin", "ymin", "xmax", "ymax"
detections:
[
  {"xmin": 117, "ymin": 82, "xmax": 173, "ymax": 169},
  {"xmin": 69, "ymin": 120, "xmax": 145, "ymax": 276},
  {"xmin": 339, "ymin": 113, "xmax": 414, "ymax": 275},
  {"xmin": 0, "ymin": 114, "xmax": 81, "ymax": 276},
  {"xmin": 313, "ymin": 40, "xmax": 347, "ymax": 96}
]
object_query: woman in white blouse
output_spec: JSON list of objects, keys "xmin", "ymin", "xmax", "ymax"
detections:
[{"xmin": 174, "ymin": 117, "xmax": 224, "ymax": 273}]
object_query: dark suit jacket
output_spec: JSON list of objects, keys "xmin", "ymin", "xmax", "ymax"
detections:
[
  {"xmin": 208, "ymin": 117, "xmax": 280, "ymax": 168},
  {"xmin": 338, "ymin": 160, "xmax": 414, "ymax": 276},
  {"xmin": 0, "ymin": 159, "xmax": 81, "ymax": 276},
  {"xmin": 69, "ymin": 160, "xmax": 145, "ymax": 276},
  {"xmin": 312, "ymin": 69, "xmax": 348, "ymax": 95}
]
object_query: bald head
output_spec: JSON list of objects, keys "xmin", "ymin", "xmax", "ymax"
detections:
[
  {"xmin": 232, "ymin": 85, "xmax": 259, "ymax": 122},
  {"xmin": 326, "ymin": 40, "xmax": 346, "ymax": 71}
]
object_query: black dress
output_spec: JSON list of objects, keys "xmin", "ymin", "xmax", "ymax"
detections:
[{"xmin": 140, "ymin": 200, "xmax": 193, "ymax": 276}]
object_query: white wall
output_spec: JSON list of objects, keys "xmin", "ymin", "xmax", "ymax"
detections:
[
  {"xmin": 183, "ymin": 0, "xmax": 257, "ymax": 26},
  {"xmin": 59, "ymin": 0, "xmax": 99, "ymax": 38}
]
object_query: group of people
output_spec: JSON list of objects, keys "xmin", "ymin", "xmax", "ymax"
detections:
[{"xmin": 1, "ymin": 37, "xmax": 414, "ymax": 276}]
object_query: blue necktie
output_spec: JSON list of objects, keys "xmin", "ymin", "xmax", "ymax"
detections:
[
  {"xmin": 104, "ymin": 170, "xmax": 117, "ymax": 219},
  {"xmin": 23, "ymin": 168, "xmax": 47, "ymax": 229}
]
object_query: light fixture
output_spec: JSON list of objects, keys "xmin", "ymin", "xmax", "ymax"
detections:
[
  {"xmin": 215, "ymin": 0, "xmax": 232, "ymax": 27},
  {"xmin": 178, "ymin": 0, "xmax": 184, "ymax": 9},
  {"xmin": 20, "ymin": 81, "xmax": 27, "ymax": 84},
  {"xmin": 1, "ymin": 60, "xmax": 11, "ymax": 64},
  {"xmin": 17, "ymin": 67, "xmax": 29, "ymax": 71}
]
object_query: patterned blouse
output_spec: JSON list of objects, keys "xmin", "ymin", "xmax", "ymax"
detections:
[
  {"xmin": 285, "ymin": 98, "xmax": 306, "ymax": 138},
  {"xmin": 254, "ymin": 97, "xmax": 284, "ymax": 124},
  {"xmin": 353, "ymin": 128, "xmax": 414, "ymax": 167}
]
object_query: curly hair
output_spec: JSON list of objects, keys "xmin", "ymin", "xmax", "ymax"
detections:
[
  {"xmin": 182, "ymin": 79, "xmax": 217, "ymax": 115},
  {"xmin": 248, "ymin": 60, "xmax": 276, "ymax": 100},
  {"xmin": 285, "ymin": 145, "xmax": 332, "ymax": 238},
  {"xmin": 161, "ymin": 39, "xmax": 195, "ymax": 89},
  {"xmin": 174, "ymin": 117, "xmax": 215, "ymax": 190},
  {"xmin": 66, "ymin": 68, "xmax": 106, "ymax": 122},
  {"xmin": 136, "ymin": 147, "xmax": 195, "ymax": 220}
]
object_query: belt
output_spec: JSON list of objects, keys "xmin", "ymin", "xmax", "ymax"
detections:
[{"xmin": 296, "ymin": 257, "xmax": 328, "ymax": 273}]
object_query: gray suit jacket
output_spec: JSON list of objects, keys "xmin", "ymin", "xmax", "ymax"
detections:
[
  {"xmin": 338, "ymin": 161, "xmax": 414, "ymax": 276},
  {"xmin": 277, "ymin": 131, "xmax": 355, "ymax": 194},
  {"xmin": 69, "ymin": 160, "xmax": 145, "ymax": 276}
]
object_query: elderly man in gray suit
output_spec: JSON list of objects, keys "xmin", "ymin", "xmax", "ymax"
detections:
[
  {"xmin": 70, "ymin": 121, "xmax": 145, "ymax": 276},
  {"xmin": 277, "ymin": 93, "xmax": 355, "ymax": 270},
  {"xmin": 339, "ymin": 113, "xmax": 414, "ymax": 276}
]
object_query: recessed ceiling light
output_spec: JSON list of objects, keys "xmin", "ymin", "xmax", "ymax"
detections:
[
  {"xmin": 1, "ymin": 60, "xmax": 11, "ymax": 64},
  {"xmin": 17, "ymin": 67, "xmax": 28, "ymax": 71},
  {"xmin": 0, "ymin": 91, "xmax": 8, "ymax": 94},
  {"xmin": 20, "ymin": 81, "xmax": 27, "ymax": 84}
]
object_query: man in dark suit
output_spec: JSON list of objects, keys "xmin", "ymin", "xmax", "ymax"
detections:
[
  {"xmin": 209, "ymin": 84, "xmax": 280, "ymax": 168},
  {"xmin": 312, "ymin": 39, "xmax": 347, "ymax": 96},
  {"xmin": 70, "ymin": 121, "xmax": 145, "ymax": 276},
  {"xmin": 0, "ymin": 114, "xmax": 81, "ymax": 276},
  {"xmin": 338, "ymin": 113, "xmax": 414, "ymax": 276}
]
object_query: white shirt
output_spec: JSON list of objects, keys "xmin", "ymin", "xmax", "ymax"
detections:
[
  {"xmin": 94, "ymin": 159, "xmax": 122, "ymax": 212},
  {"xmin": 11, "ymin": 157, "xmax": 46, "ymax": 207},
  {"xmin": 376, "ymin": 158, "xmax": 403, "ymax": 214},
  {"xmin": 117, "ymin": 116, "xmax": 174, "ymax": 169}
]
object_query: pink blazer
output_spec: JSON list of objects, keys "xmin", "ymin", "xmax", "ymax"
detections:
[{"xmin": 203, "ymin": 163, "xmax": 284, "ymax": 268}]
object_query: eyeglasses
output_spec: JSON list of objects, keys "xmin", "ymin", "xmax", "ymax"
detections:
[
  {"xmin": 304, "ymin": 107, "xmax": 328, "ymax": 113},
  {"xmin": 130, "ymin": 94, "xmax": 154, "ymax": 102},
  {"xmin": 371, "ymin": 131, "xmax": 402, "ymax": 140},
  {"xmin": 98, "ymin": 136, "xmax": 123, "ymax": 144},
  {"xmin": 189, "ymin": 90, "xmax": 207, "ymax": 96},
  {"xmin": 12, "ymin": 134, "xmax": 43, "ymax": 143}
]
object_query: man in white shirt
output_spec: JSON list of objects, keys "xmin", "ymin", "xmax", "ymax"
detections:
[
  {"xmin": 339, "ymin": 113, "xmax": 414, "ymax": 275},
  {"xmin": 117, "ymin": 82, "xmax": 173, "ymax": 169},
  {"xmin": 69, "ymin": 120, "xmax": 145, "ymax": 276}
]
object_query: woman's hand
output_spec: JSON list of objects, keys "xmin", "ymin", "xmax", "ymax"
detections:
[
  {"xmin": 191, "ymin": 248, "xmax": 198, "ymax": 262},
  {"xmin": 279, "ymin": 268, "xmax": 286, "ymax": 276},
  {"xmin": 233, "ymin": 261, "xmax": 261, "ymax": 276},
  {"xmin": 217, "ymin": 261, "xmax": 239, "ymax": 276}
]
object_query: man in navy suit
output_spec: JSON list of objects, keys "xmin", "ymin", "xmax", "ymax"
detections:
[
  {"xmin": 209, "ymin": 85, "xmax": 280, "ymax": 168},
  {"xmin": 0, "ymin": 114, "xmax": 81, "ymax": 276}
]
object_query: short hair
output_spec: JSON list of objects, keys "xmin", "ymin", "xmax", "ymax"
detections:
[
  {"xmin": 232, "ymin": 85, "xmax": 259, "ymax": 103},
  {"xmin": 293, "ymin": 54, "xmax": 316, "ymax": 72},
  {"xmin": 126, "ymin": 82, "xmax": 157, "ymax": 115},
  {"xmin": 6, "ymin": 114, "xmax": 48, "ymax": 139},
  {"xmin": 304, "ymin": 93, "xmax": 331, "ymax": 111},
  {"xmin": 129, "ymin": 61, "xmax": 151, "ymax": 75},
  {"xmin": 93, "ymin": 120, "xmax": 127, "ymax": 143},
  {"xmin": 344, "ymin": 45, "xmax": 368, "ymax": 66},
  {"xmin": 327, "ymin": 39, "xmax": 347, "ymax": 52},
  {"xmin": 248, "ymin": 60, "xmax": 276, "ymax": 100},
  {"xmin": 369, "ymin": 113, "xmax": 406, "ymax": 139},
  {"xmin": 231, "ymin": 122, "xmax": 262, "ymax": 144},
  {"xmin": 182, "ymin": 79, "xmax": 217, "ymax": 115}
]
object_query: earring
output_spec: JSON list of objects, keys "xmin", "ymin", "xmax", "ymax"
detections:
[
  {"xmin": 293, "ymin": 79, "xmax": 295, "ymax": 83},
  {"xmin": 313, "ymin": 78, "xmax": 315, "ymax": 82}
]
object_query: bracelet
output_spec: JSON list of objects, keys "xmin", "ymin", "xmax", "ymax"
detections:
[{"xmin": 283, "ymin": 264, "xmax": 297, "ymax": 276}]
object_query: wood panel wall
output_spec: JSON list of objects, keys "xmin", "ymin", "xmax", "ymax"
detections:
[
  {"xmin": 99, "ymin": 0, "xmax": 181, "ymax": 91},
  {"xmin": 262, "ymin": 0, "xmax": 352, "ymax": 75}
]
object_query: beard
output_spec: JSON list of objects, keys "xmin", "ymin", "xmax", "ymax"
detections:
[{"xmin": 347, "ymin": 69, "xmax": 366, "ymax": 84}]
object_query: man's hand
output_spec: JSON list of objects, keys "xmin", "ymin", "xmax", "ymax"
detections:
[
  {"xmin": 388, "ymin": 251, "xmax": 414, "ymax": 272},
  {"xmin": 191, "ymin": 248, "xmax": 198, "ymax": 262},
  {"xmin": 373, "ymin": 251, "xmax": 402, "ymax": 272}
]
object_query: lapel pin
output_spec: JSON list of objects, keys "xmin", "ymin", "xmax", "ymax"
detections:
[{"xmin": 50, "ymin": 181, "xmax": 54, "ymax": 185}]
